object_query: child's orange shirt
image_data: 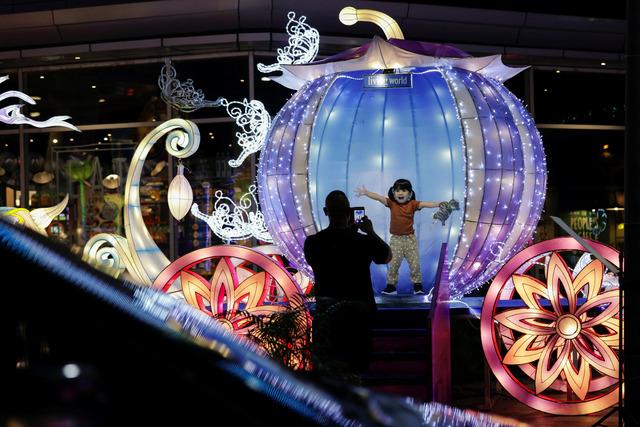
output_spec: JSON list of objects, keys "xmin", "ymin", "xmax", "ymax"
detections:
[{"xmin": 386, "ymin": 198, "xmax": 420, "ymax": 235}]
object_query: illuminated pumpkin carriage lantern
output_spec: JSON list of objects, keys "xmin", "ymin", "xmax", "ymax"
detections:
[{"xmin": 257, "ymin": 7, "xmax": 547, "ymax": 295}]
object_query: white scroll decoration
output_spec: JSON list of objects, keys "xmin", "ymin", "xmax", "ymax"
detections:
[
  {"xmin": 257, "ymin": 11, "xmax": 319, "ymax": 73},
  {"xmin": 0, "ymin": 194, "xmax": 69, "ymax": 236},
  {"xmin": 82, "ymin": 233, "xmax": 147, "ymax": 284},
  {"xmin": 0, "ymin": 76, "xmax": 79, "ymax": 131},
  {"xmin": 158, "ymin": 60, "xmax": 223, "ymax": 112},
  {"xmin": 191, "ymin": 184, "xmax": 273, "ymax": 243},
  {"xmin": 82, "ymin": 119, "xmax": 200, "ymax": 286},
  {"xmin": 218, "ymin": 98, "xmax": 271, "ymax": 168}
]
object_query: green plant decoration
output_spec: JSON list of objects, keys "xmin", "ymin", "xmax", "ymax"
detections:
[
  {"xmin": 243, "ymin": 293, "xmax": 313, "ymax": 372},
  {"xmin": 65, "ymin": 157, "xmax": 94, "ymax": 242}
]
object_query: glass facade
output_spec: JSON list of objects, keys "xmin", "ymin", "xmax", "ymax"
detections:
[
  {"xmin": 22, "ymin": 62, "xmax": 166, "ymax": 126},
  {"xmin": 0, "ymin": 133, "xmax": 19, "ymax": 206},
  {"xmin": 171, "ymin": 55, "xmax": 250, "ymax": 120},
  {"xmin": 0, "ymin": 49, "xmax": 625, "ymax": 259},
  {"xmin": 535, "ymin": 70, "xmax": 625, "ymax": 125},
  {"xmin": 540, "ymin": 128, "xmax": 624, "ymax": 248},
  {"xmin": 0, "ymin": 54, "xmax": 254, "ymax": 259}
]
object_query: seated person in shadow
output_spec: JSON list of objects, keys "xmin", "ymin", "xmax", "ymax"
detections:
[{"xmin": 304, "ymin": 190, "xmax": 391, "ymax": 383}]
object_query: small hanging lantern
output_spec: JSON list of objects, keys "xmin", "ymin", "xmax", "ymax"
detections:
[{"xmin": 167, "ymin": 162, "xmax": 193, "ymax": 220}]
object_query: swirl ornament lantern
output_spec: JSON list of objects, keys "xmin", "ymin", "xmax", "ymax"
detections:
[
  {"xmin": 258, "ymin": 34, "xmax": 546, "ymax": 295},
  {"xmin": 84, "ymin": 119, "xmax": 200, "ymax": 285},
  {"xmin": 0, "ymin": 194, "xmax": 69, "ymax": 235}
]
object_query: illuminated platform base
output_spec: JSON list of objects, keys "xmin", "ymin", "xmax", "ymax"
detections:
[{"xmin": 373, "ymin": 295, "xmax": 484, "ymax": 312}]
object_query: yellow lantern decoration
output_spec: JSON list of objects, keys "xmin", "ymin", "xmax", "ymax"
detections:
[
  {"xmin": 338, "ymin": 6, "xmax": 404, "ymax": 40},
  {"xmin": 167, "ymin": 163, "xmax": 193, "ymax": 220}
]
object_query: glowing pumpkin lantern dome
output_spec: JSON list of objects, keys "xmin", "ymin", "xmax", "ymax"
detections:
[{"xmin": 257, "ymin": 9, "xmax": 546, "ymax": 296}]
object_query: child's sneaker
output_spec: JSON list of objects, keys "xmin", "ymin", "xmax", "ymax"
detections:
[
  {"xmin": 381, "ymin": 284, "xmax": 397, "ymax": 295},
  {"xmin": 413, "ymin": 283, "xmax": 425, "ymax": 295}
]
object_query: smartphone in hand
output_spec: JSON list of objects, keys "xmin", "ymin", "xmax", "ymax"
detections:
[{"xmin": 351, "ymin": 206, "xmax": 365, "ymax": 224}]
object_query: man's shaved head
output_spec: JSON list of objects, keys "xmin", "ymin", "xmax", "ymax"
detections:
[{"xmin": 324, "ymin": 190, "xmax": 350, "ymax": 220}]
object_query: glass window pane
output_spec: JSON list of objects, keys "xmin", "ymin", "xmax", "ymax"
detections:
[
  {"xmin": 541, "ymin": 128, "xmax": 623, "ymax": 247},
  {"xmin": 26, "ymin": 127, "xmax": 172, "ymax": 256},
  {"xmin": 534, "ymin": 70, "xmax": 624, "ymax": 125},
  {"xmin": 23, "ymin": 63, "xmax": 168, "ymax": 126},
  {"xmin": 0, "ymin": 134, "xmax": 20, "ymax": 206},
  {"xmin": 0, "ymin": 71, "xmax": 19, "ymax": 93},
  {"xmin": 171, "ymin": 56, "xmax": 249, "ymax": 120},
  {"xmin": 0, "ymin": 73, "xmax": 22, "ymax": 206},
  {"xmin": 255, "ymin": 56, "xmax": 296, "ymax": 116},
  {"xmin": 177, "ymin": 122, "xmax": 253, "ymax": 257},
  {"xmin": 503, "ymin": 69, "xmax": 526, "ymax": 102}
]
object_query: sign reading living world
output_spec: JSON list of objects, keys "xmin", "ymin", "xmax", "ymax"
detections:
[{"xmin": 364, "ymin": 73, "xmax": 412, "ymax": 89}]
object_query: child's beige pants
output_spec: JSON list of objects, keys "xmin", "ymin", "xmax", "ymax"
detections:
[{"xmin": 387, "ymin": 234, "xmax": 422, "ymax": 285}]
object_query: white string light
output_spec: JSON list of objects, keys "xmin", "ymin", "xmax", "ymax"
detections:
[
  {"xmin": 191, "ymin": 184, "xmax": 273, "ymax": 243},
  {"xmin": 158, "ymin": 59, "xmax": 223, "ymax": 112},
  {"xmin": 217, "ymin": 98, "xmax": 271, "ymax": 168},
  {"xmin": 257, "ymin": 11, "xmax": 319, "ymax": 73}
]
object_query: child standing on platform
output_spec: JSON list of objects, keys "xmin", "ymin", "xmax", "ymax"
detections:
[{"xmin": 356, "ymin": 178, "xmax": 447, "ymax": 295}]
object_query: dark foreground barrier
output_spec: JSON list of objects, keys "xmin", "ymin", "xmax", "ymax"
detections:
[{"xmin": 0, "ymin": 220, "xmax": 514, "ymax": 426}]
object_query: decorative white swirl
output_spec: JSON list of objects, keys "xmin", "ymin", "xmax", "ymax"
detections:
[
  {"xmin": 82, "ymin": 233, "xmax": 147, "ymax": 284},
  {"xmin": 158, "ymin": 60, "xmax": 223, "ymax": 112},
  {"xmin": 0, "ymin": 76, "xmax": 79, "ymax": 131},
  {"xmin": 0, "ymin": 194, "xmax": 69, "ymax": 236},
  {"xmin": 217, "ymin": 98, "xmax": 271, "ymax": 167},
  {"xmin": 257, "ymin": 11, "xmax": 319, "ymax": 73},
  {"xmin": 165, "ymin": 127, "xmax": 200, "ymax": 159},
  {"xmin": 191, "ymin": 184, "xmax": 273, "ymax": 243},
  {"xmin": 123, "ymin": 119, "xmax": 200, "ymax": 284}
]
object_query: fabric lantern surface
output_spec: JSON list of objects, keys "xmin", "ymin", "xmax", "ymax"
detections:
[{"xmin": 168, "ymin": 163, "xmax": 193, "ymax": 220}]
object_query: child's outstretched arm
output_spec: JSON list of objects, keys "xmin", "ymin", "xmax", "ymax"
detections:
[
  {"xmin": 417, "ymin": 200, "xmax": 441, "ymax": 209},
  {"xmin": 355, "ymin": 185, "xmax": 388, "ymax": 207}
]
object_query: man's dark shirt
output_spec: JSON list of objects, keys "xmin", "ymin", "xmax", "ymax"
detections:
[{"xmin": 304, "ymin": 226, "xmax": 390, "ymax": 306}]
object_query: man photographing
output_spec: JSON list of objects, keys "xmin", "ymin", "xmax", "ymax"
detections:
[{"xmin": 304, "ymin": 190, "xmax": 391, "ymax": 380}]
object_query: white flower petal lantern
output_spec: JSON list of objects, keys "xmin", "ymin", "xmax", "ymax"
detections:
[{"xmin": 167, "ymin": 163, "xmax": 193, "ymax": 220}]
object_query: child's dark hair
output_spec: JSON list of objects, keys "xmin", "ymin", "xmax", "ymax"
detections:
[{"xmin": 387, "ymin": 178, "xmax": 416, "ymax": 201}]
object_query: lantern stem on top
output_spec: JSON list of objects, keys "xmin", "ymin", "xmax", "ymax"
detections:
[{"xmin": 338, "ymin": 6, "xmax": 404, "ymax": 40}]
